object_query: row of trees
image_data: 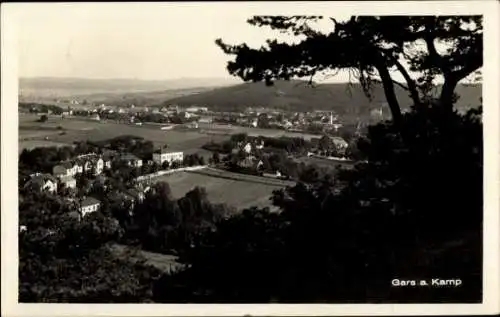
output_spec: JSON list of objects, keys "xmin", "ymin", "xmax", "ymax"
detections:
[
  {"xmin": 118, "ymin": 183, "xmax": 235, "ymax": 255},
  {"xmin": 19, "ymin": 102, "xmax": 65, "ymax": 115}
]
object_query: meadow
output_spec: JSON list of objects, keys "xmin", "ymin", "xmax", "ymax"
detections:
[
  {"xmin": 149, "ymin": 170, "xmax": 288, "ymax": 211},
  {"xmin": 18, "ymin": 114, "xmax": 229, "ymax": 155},
  {"xmin": 19, "ymin": 114, "xmax": 324, "ymax": 158},
  {"xmin": 293, "ymin": 155, "xmax": 357, "ymax": 170},
  {"xmin": 198, "ymin": 122, "xmax": 320, "ymax": 140}
]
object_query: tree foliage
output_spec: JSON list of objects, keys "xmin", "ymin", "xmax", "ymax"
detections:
[
  {"xmin": 216, "ymin": 16, "xmax": 482, "ymax": 125},
  {"xmin": 153, "ymin": 104, "xmax": 483, "ymax": 303}
]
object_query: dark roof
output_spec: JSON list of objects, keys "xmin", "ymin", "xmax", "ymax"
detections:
[
  {"xmin": 120, "ymin": 153, "xmax": 141, "ymax": 161},
  {"xmin": 102, "ymin": 152, "xmax": 115, "ymax": 160},
  {"xmin": 154, "ymin": 146, "xmax": 171, "ymax": 154},
  {"xmin": 52, "ymin": 165, "xmax": 66, "ymax": 175},
  {"xmin": 126, "ymin": 188, "xmax": 145, "ymax": 199},
  {"xmin": 67, "ymin": 211, "xmax": 81, "ymax": 219},
  {"xmin": 60, "ymin": 175, "xmax": 76, "ymax": 182},
  {"xmin": 61, "ymin": 162, "xmax": 73, "ymax": 169},
  {"xmin": 26, "ymin": 174, "xmax": 57, "ymax": 188},
  {"xmin": 81, "ymin": 197, "xmax": 101, "ymax": 207}
]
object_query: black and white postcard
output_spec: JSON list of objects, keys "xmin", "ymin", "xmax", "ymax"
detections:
[{"xmin": 1, "ymin": 1, "xmax": 499, "ymax": 316}]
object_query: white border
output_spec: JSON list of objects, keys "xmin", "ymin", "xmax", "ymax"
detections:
[{"xmin": 2, "ymin": 1, "xmax": 499, "ymax": 316}]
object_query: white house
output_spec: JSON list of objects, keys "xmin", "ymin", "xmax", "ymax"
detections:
[
  {"xmin": 25, "ymin": 173, "xmax": 58, "ymax": 193},
  {"xmin": 186, "ymin": 106, "xmax": 208, "ymax": 113},
  {"xmin": 153, "ymin": 147, "xmax": 184, "ymax": 165},
  {"xmin": 80, "ymin": 197, "xmax": 101, "ymax": 217},
  {"xmin": 59, "ymin": 175, "xmax": 77, "ymax": 189},
  {"xmin": 94, "ymin": 158, "xmax": 104, "ymax": 175},
  {"xmin": 243, "ymin": 142, "xmax": 252, "ymax": 154},
  {"xmin": 72, "ymin": 161, "xmax": 83, "ymax": 174},
  {"xmin": 83, "ymin": 160, "xmax": 93, "ymax": 172},
  {"xmin": 120, "ymin": 154, "xmax": 143, "ymax": 168},
  {"xmin": 198, "ymin": 117, "xmax": 213, "ymax": 124},
  {"xmin": 330, "ymin": 137, "xmax": 349, "ymax": 153},
  {"xmin": 53, "ymin": 162, "xmax": 75, "ymax": 178},
  {"xmin": 103, "ymin": 157, "xmax": 112, "ymax": 169}
]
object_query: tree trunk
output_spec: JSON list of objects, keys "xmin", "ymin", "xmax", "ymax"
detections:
[
  {"xmin": 375, "ymin": 63, "xmax": 403, "ymax": 127},
  {"xmin": 393, "ymin": 60, "xmax": 421, "ymax": 107},
  {"xmin": 440, "ymin": 76, "xmax": 459, "ymax": 111}
]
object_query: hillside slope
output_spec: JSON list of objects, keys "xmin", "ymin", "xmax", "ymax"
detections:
[
  {"xmin": 18, "ymin": 77, "xmax": 238, "ymax": 98},
  {"xmin": 164, "ymin": 80, "xmax": 482, "ymax": 113}
]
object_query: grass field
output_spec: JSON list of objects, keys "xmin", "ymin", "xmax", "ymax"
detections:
[
  {"xmin": 108, "ymin": 243, "xmax": 183, "ymax": 273},
  {"xmin": 150, "ymin": 171, "xmax": 286, "ymax": 211},
  {"xmin": 18, "ymin": 114, "xmax": 321, "ymax": 159},
  {"xmin": 18, "ymin": 114, "xmax": 229, "ymax": 155},
  {"xmin": 18, "ymin": 140, "xmax": 71, "ymax": 153},
  {"xmin": 198, "ymin": 123, "xmax": 320, "ymax": 140},
  {"xmin": 293, "ymin": 156, "xmax": 357, "ymax": 170}
]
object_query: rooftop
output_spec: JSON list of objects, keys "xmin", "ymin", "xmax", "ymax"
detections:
[
  {"xmin": 120, "ymin": 153, "xmax": 141, "ymax": 161},
  {"xmin": 81, "ymin": 197, "xmax": 101, "ymax": 207},
  {"xmin": 26, "ymin": 173, "xmax": 57, "ymax": 187},
  {"xmin": 60, "ymin": 175, "xmax": 76, "ymax": 182}
]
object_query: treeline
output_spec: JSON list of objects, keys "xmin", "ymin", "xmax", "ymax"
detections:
[
  {"xmin": 203, "ymin": 133, "xmax": 315, "ymax": 155},
  {"xmin": 118, "ymin": 183, "xmax": 234, "ymax": 254},
  {"xmin": 204, "ymin": 132, "xmax": 361, "ymax": 158},
  {"xmin": 223, "ymin": 148, "xmax": 337, "ymax": 184},
  {"xmin": 19, "ymin": 102, "xmax": 65, "ymax": 115}
]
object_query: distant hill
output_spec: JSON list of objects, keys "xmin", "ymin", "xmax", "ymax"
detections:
[
  {"xmin": 18, "ymin": 77, "xmax": 240, "ymax": 98},
  {"xmin": 164, "ymin": 80, "xmax": 482, "ymax": 114}
]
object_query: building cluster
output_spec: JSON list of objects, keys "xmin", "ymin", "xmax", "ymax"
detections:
[{"xmin": 22, "ymin": 146, "xmax": 183, "ymax": 220}]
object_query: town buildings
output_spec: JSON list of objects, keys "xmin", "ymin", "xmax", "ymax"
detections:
[
  {"xmin": 24, "ymin": 173, "xmax": 58, "ymax": 193},
  {"xmin": 60, "ymin": 175, "xmax": 77, "ymax": 189},
  {"xmin": 152, "ymin": 147, "xmax": 184, "ymax": 165},
  {"xmin": 119, "ymin": 154, "xmax": 143, "ymax": 168},
  {"xmin": 79, "ymin": 197, "xmax": 101, "ymax": 217}
]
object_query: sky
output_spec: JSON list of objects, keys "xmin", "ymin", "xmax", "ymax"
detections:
[
  {"xmin": 17, "ymin": 3, "xmax": 327, "ymax": 81},
  {"xmin": 14, "ymin": 2, "xmax": 481, "ymax": 84}
]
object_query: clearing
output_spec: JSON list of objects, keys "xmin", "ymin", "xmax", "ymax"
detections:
[
  {"xmin": 18, "ymin": 114, "xmax": 229, "ymax": 154},
  {"xmin": 148, "ymin": 170, "xmax": 289, "ymax": 211}
]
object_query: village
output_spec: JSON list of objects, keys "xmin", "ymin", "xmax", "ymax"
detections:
[{"xmin": 20, "ymin": 125, "xmax": 356, "ymax": 233}]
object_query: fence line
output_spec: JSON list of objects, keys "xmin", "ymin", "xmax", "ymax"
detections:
[
  {"xmin": 135, "ymin": 165, "xmax": 207, "ymax": 182},
  {"xmin": 189, "ymin": 167, "xmax": 296, "ymax": 187}
]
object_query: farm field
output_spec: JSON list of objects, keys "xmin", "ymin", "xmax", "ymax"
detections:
[
  {"xmin": 149, "ymin": 171, "xmax": 287, "ymax": 211},
  {"xmin": 293, "ymin": 155, "xmax": 357, "ymax": 170},
  {"xmin": 18, "ymin": 140, "xmax": 71, "ymax": 153},
  {"xmin": 108, "ymin": 244, "xmax": 183, "ymax": 274},
  {"xmin": 18, "ymin": 114, "xmax": 229, "ymax": 154},
  {"xmin": 198, "ymin": 122, "xmax": 320, "ymax": 140}
]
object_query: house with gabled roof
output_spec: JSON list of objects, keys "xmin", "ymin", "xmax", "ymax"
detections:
[
  {"xmin": 24, "ymin": 173, "xmax": 58, "ymax": 193},
  {"xmin": 119, "ymin": 153, "xmax": 143, "ymax": 168},
  {"xmin": 79, "ymin": 197, "xmax": 101, "ymax": 217},
  {"xmin": 53, "ymin": 162, "xmax": 74, "ymax": 178},
  {"xmin": 59, "ymin": 175, "xmax": 77, "ymax": 190},
  {"xmin": 152, "ymin": 146, "xmax": 183, "ymax": 166}
]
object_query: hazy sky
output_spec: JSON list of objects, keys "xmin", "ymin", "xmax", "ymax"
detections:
[
  {"xmin": 18, "ymin": 4, "xmax": 332, "ymax": 81},
  {"xmin": 14, "ymin": 2, "xmax": 482, "ymax": 83}
]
